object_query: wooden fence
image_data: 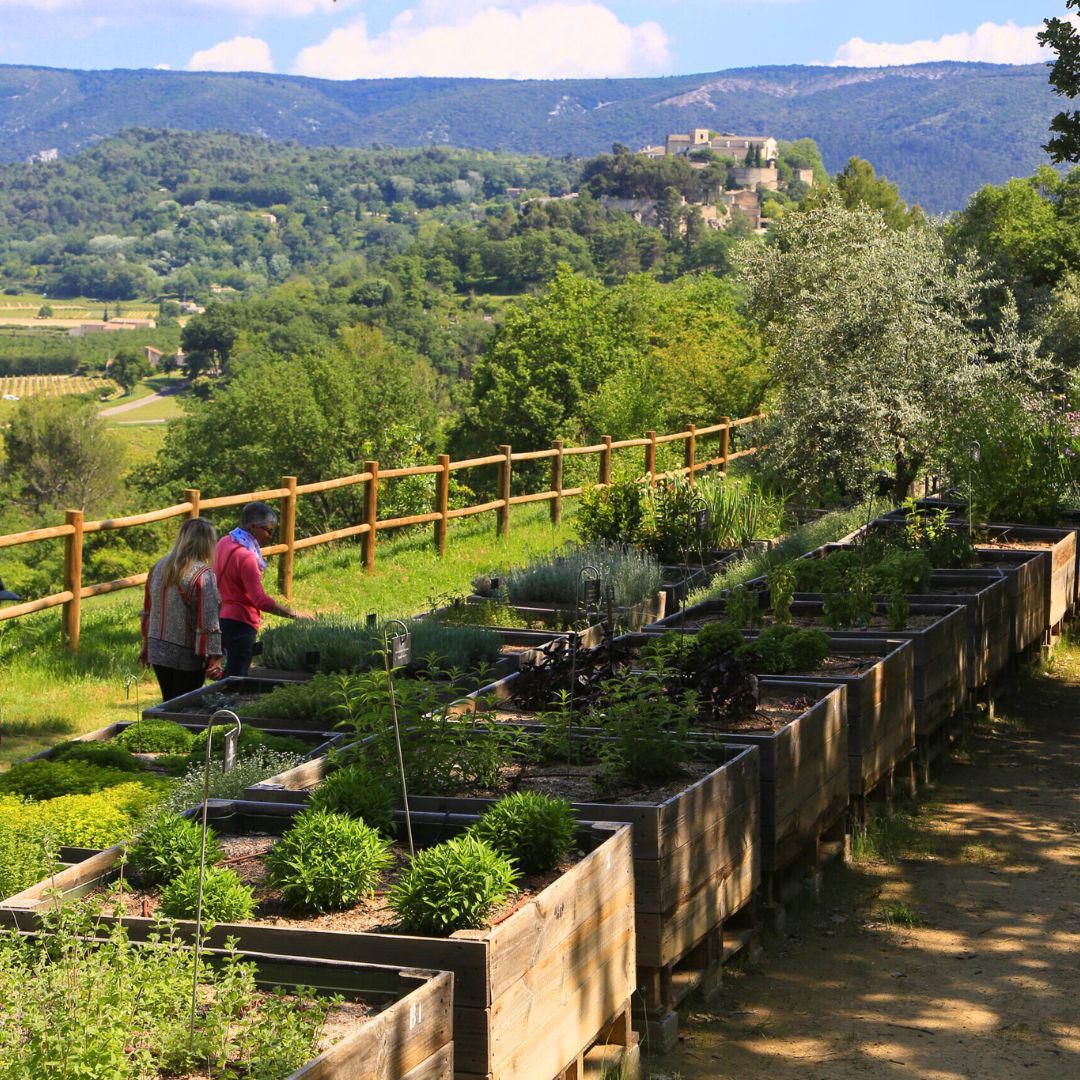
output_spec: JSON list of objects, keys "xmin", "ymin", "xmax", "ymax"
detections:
[{"xmin": 0, "ymin": 415, "xmax": 764, "ymax": 650}]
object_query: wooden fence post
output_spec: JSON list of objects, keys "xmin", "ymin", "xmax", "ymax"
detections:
[
  {"xmin": 599, "ymin": 435, "xmax": 612, "ymax": 487},
  {"xmin": 435, "ymin": 454, "xmax": 450, "ymax": 555},
  {"xmin": 184, "ymin": 488, "xmax": 201, "ymax": 519},
  {"xmin": 550, "ymin": 439, "xmax": 564, "ymax": 526},
  {"xmin": 62, "ymin": 509, "xmax": 83, "ymax": 652},
  {"xmin": 362, "ymin": 461, "xmax": 379, "ymax": 572},
  {"xmin": 720, "ymin": 416, "xmax": 731, "ymax": 475},
  {"xmin": 685, "ymin": 423, "xmax": 697, "ymax": 485},
  {"xmin": 278, "ymin": 475, "xmax": 297, "ymax": 599},
  {"xmin": 645, "ymin": 430, "xmax": 657, "ymax": 486},
  {"xmin": 497, "ymin": 445, "xmax": 512, "ymax": 538}
]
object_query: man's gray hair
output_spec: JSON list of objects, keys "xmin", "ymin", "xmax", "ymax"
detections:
[{"xmin": 241, "ymin": 501, "xmax": 278, "ymax": 530}]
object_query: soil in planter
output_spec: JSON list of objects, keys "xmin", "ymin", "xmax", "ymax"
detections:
[
  {"xmin": 976, "ymin": 538, "xmax": 1055, "ymax": 550},
  {"xmin": 679, "ymin": 612, "xmax": 941, "ymax": 632},
  {"xmin": 89, "ymin": 835, "xmax": 577, "ymax": 937},
  {"xmin": 791, "ymin": 654, "xmax": 881, "ymax": 678},
  {"xmin": 173, "ymin": 690, "xmax": 266, "ymax": 716}
]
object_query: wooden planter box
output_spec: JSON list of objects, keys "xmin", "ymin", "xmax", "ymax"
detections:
[
  {"xmin": 23, "ymin": 715, "xmax": 341, "ymax": 766},
  {"xmin": 0, "ymin": 936, "xmax": 454, "ymax": 1080},
  {"xmin": 421, "ymin": 601, "xmax": 607, "ymax": 652},
  {"xmin": 244, "ymin": 728, "xmax": 759, "ymax": 1046},
  {"xmin": 651, "ymin": 597, "xmax": 968, "ymax": 740},
  {"xmin": 468, "ymin": 591, "xmax": 668, "ymax": 633},
  {"xmin": 748, "ymin": 638, "xmax": 915, "ymax": 802},
  {"xmin": 2, "ymin": 801, "xmax": 635, "ymax": 1080}
]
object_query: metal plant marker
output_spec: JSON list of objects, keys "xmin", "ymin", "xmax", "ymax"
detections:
[
  {"xmin": 382, "ymin": 620, "xmax": 415, "ymax": 859},
  {"xmin": 122, "ymin": 672, "xmax": 141, "ymax": 722},
  {"xmin": 189, "ymin": 709, "xmax": 241, "ymax": 1047},
  {"xmin": 968, "ymin": 440, "xmax": 981, "ymax": 538}
]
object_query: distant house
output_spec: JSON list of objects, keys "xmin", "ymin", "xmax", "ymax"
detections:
[
  {"xmin": 143, "ymin": 346, "xmax": 164, "ymax": 368},
  {"xmin": 794, "ymin": 168, "xmax": 815, "ymax": 187},
  {"xmin": 178, "ymin": 301, "xmax": 204, "ymax": 315},
  {"xmin": 505, "ymin": 187, "xmax": 527, "ymax": 199},
  {"xmin": 660, "ymin": 128, "xmax": 778, "ymax": 165}
]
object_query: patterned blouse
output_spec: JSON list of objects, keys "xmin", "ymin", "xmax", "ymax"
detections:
[{"xmin": 141, "ymin": 558, "xmax": 222, "ymax": 671}]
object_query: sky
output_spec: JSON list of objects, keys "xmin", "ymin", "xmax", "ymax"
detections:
[{"xmin": 0, "ymin": 1, "xmax": 1070, "ymax": 81}]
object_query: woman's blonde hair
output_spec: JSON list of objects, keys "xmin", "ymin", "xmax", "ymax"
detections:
[{"xmin": 162, "ymin": 517, "xmax": 218, "ymax": 589}]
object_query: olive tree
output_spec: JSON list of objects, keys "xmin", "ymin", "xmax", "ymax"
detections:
[{"xmin": 737, "ymin": 194, "xmax": 984, "ymax": 503}]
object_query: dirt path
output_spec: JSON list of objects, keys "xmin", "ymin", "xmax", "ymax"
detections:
[
  {"xmin": 98, "ymin": 381, "xmax": 184, "ymax": 417},
  {"xmin": 670, "ymin": 644, "xmax": 1080, "ymax": 1080}
]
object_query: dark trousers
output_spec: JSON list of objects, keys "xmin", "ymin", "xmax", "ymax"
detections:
[
  {"xmin": 221, "ymin": 617, "xmax": 258, "ymax": 677},
  {"xmin": 152, "ymin": 664, "xmax": 205, "ymax": 704}
]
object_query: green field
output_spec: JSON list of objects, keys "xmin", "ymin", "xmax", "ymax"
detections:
[
  {"xmin": 0, "ymin": 292, "xmax": 157, "ymax": 320},
  {"xmin": 0, "ymin": 502, "xmax": 577, "ymax": 766}
]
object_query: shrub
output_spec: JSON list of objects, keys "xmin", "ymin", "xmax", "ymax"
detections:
[
  {"xmin": 0, "ymin": 760, "xmax": 157, "ymax": 802},
  {"xmin": 114, "ymin": 719, "xmax": 195, "ymax": 754},
  {"xmin": 237, "ymin": 673, "xmax": 347, "ymax": 725},
  {"xmin": 266, "ymin": 809, "xmax": 392, "ymax": 914},
  {"xmin": 160, "ymin": 864, "xmax": 255, "ymax": 922},
  {"xmin": 576, "ymin": 479, "xmax": 647, "ymax": 546},
  {"xmin": 389, "ymin": 835, "xmax": 518, "ymax": 935},
  {"xmin": 260, "ymin": 616, "xmax": 502, "ymax": 676},
  {"xmin": 871, "ymin": 550, "xmax": 932, "ymax": 594},
  {"xmin": 784, "ymin": 628, "xmax": 832, "ymax": 671},
  {"xmin": 469, "ymin": 792, "xmax": 577, "ymax": 875},
  {"xmin": 502, "ymin": 543, "xmax": 661, "ymax": 610},
  {"xmin": 723, "ymin": 583, "xmax": 761, "ymax": 629},
  {"xmin": 51, "ymin": 741, "xmax": 141, "ymax": 772},
  {"xmin": 766, "ymin": 562, "xmax": 797, "ymax": 624},
  {"xmin": 738, "ymin": 625, "xmax": 797, "ymax": 673},
  {"xmin": 0, "ymin": 797, "xmax": 55, "ymax": 899},
  {"xmin": 692, "ymin": 622, "xmax": 746, "ymax": 665},
  {"xmin": 32, "ymin": 783, "xmax": 165, "ymax": 850},
  {"xmin": 309, "ymin": 764, "xmax": 396, "ymax": 834},
  {"xmin": 163, "ymin": 748, "xmax": 305, "ymax": 812},
  {"xmin": 128, "ymin": 813, "xmax": 221, "ymax": 888}
]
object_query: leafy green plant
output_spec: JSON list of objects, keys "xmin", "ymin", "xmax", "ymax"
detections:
[
  {"xmin": 0, "ymin": 760, "xmax": 162, "ymax": 802},
  {"xmin": 689, "ymin": 622, "xmax": 746, "ymax": 665},
  {"xmin": 0, "ymin": 797, "xmax": 55, "ymax": 900},
  {"xmin": 470, "ymin": 792, "xmax": 578, "ymax": 875},
  {"xmin": 723, "ymin": 583, "xmax": 761, "ymax": 629},
  {"xmin": 501, "ymin": 542, "xmax": 661, "ymax": 610},
  {"xmin": 576, "ymin": 479, "xmax": 648, "ymax": 546},
  {"xmin": 187, "ymin": 723, "xmax": 309, "ymax": 764},
  {"xmin": 887, "ymin": 590, "xmax": 911, "ymax": 630},
  {"xmin": 127, "ymin": 812, "xmax": 220, "ymax": 888},
  {"xmin": 739, "ymin": 625, "xmax": 797, "ymax": 674},
  {"xmin": 160, "ymin": 864, "xmax": 255, "ymax": 923},
  {"xmin": 0, "ymin": 904, "xmax": 333, "ymax": 1079},
  {"xmin": 640, "ymin": 478, "xmax": 706, "ymax": 562},
  {"xmin": 389, "ymin": 834, "xmax": 518, "ymax": 935},
  {"xmin": 266, "ymin": 809, "xmax": 392, "ymax": 914},
  {"xmin": 31, "ymin": 783, "xmax": 164, "ymax": 850},
  {"xmin": 765, "ymin": 562, "xmax": 796, "ymax": 624},
  {"xmin": 898, "ymin": 502, "xmax": 978, "ymax": 568},
  {"xmin": 114, "ymin": 719, "xmax": 195, "ymax": 754},
  {"xmin": 783, "ymin": 628, "xmax": 832, "ymax": 671},
  {"xmin": 236, "ymin": 673, "xmax": 348, "ymax": 725},
  {"xmin": 871, "ymin": 550, "xmax": 933, "ymax": 594},
  {"xmin": 693, "ymin": 473, "xmax": 788, "ymax": 550},
  {"xmin": 50, "ymin": 741, "xmax": 141, "ymax": 772},
  {"xmin": 309, "ymin": 763, "xmax": 397, "ymax": 834}
]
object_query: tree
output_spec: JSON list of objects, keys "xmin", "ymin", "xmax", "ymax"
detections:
[
  {"xmin": 1040, "ymin": 1, "xmax": 1080, "ymax": 163},
  {"xmin": 805, "ymin": 158, "xmax": 924, "ymax": 231},
  {"xmin": 146, "ymin": 327, "xmax": 438, "ymax": 535},
  {"xmin": 36, "ymin": 304, "xmax": 52, "ymax": 318},
  {"xmin": 110, "ymin": 347, "xmax": 151, "ymax": 393},
  {"xmin": 3, "ymin": 396, "xmax": 122, "ymax": 514},
  {"xmin": 737, "ymin": 193, "xmax": 986, "ymax": 502},
  {"xmin": 656, "ymin": 186, "xmax": 684, "ymax": 242}
]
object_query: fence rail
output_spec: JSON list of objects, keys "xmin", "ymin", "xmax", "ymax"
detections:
[{"xmin": 0, "ymin": 414, "xmax": 765, "ymax": 650}]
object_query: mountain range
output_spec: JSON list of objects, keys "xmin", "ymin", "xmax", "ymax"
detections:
[{"xmin": 0, "ymin": 61, "xmax": 1063, "ymax": 211}]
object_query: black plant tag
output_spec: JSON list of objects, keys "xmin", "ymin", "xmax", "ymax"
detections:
[
  {"xmin": 222, "ymin": 727, "xmax": 240, "ymax": 774},
  {"xmin": 390, "ymin": 633, "xmax": 411, "ymax": 668}
]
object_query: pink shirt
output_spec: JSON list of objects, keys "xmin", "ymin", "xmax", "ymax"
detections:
[{"xmin": 214, "ymin": 535, "xmax": 275, "ymax": 629}]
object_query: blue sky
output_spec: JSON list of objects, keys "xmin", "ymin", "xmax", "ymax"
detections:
[{"xmin": 0, "ymin": 1, "xmax": 1068, "ymax": 80}]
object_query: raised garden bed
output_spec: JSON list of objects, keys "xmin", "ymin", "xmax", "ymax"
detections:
[
  {"xmin": 2, "ymin": 800, "xmax": 635, "ymax": 1080},
  {"xmin": 466, "ymin": 590, "xmax": 668, "ymax": 633},
  {"xmin": 421, "ymin": 598, "xmax": 607, "ymax": 652},
  {"xmin": 651, "ymin": 597, "xmax": 968, "ymax": 742}
]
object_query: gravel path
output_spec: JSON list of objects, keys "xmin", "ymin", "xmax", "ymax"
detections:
[{"xmin": 670, "ymin": 643, "xmax": 1080, "ymax": 1080}]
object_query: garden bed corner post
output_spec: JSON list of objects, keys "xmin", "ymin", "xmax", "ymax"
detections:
[
  {"xmin": 497, "ymin": 444, "xmax": 512, "ymax": 538},
  {"xmin": 62, "ymin": 508, "xmax": 83, "ymax": 652},
  {"xmin": 278, "ymin": 475, "xmax": 297, "ymax": 599},
  {"xmin": 363, "ymin": 461, "xmax": 379, "ymax": 572}
]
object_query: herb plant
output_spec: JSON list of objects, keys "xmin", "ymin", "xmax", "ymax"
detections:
[
  {"xmin": 765, "ymin": 562, "xmax": 796, "ymax": 624},
  {"xmin": 114, "ymin": 719, "xmax": 195, "ymax": 754},
  {"xmin": 267, "ymin": 809, "xmax": 392, "ymax": 914},
  {"xmin": 470, "ymin": 792, "xmax": 578, "ymax": 875},
  {"xmin": 309, "ymin": 762, "xmax": 396, "ymax": 834},
  {"xmin": 50, "ymin": 741, "xmax": 141, "ymax": 772},
  {"xmin": 0, "ymin": 760, "xmax": 163, "ymax": 802},
  {"xmin": 389, "ymin": 835, "xmax": 518, "ymax": 935},
  {"xmin": 160, "ymin": 864, "xmax": 255, "ymax": 922},
  {"xmin": 127, "ymin": 812, "xmax": 220, "ymax": 888},
  {"xmin": 163, "ymin": 748, "xmax": 305, "ymax": 812},
  {"xmin": 723, "ymin": 583, "xmax": 761, "ymax": 629}
]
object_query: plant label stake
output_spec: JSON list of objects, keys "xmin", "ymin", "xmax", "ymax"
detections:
[
  {"xmin": 189, "ymin": 709, "xmax": 241, "ymax": 1049},
  {"xmin": 382, "ymin": 620, "xmax": 415, "ymax": 859},
  {"xmin": 123, "ymin": 672, "xmax": 141, "ymax": 721},
  {"xmin": 968, "ymin": 441, "xmax": 981, "ymax": 538},
  {"xmin": 578, "ymin": 564, "xmax": 602, "ymax": 624}
]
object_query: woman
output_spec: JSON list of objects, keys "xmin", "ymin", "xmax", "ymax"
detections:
[{"xmin": 140, "ymin": 517, "xmax": 224, "ymax": 702}]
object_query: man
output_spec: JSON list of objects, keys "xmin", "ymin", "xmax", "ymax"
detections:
[{"xmin": 215, "ymin": 501, "xmax": 311, "ymax": 676}]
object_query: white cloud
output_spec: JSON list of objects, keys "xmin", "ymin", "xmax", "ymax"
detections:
[
  {"xmin": 293, "ymin": 1, "xmax": 670, "ymax": 80},
  {"xmin": 0, "ymin": 0, "xmax": 351, "ymax": 11},
  {"xmin": 831, "ymin": 20, "xmax": 1047, "ymax": 68},
  {"xmin": 188, "ymin": 35, "xmax": 274, "ymax": 72}
]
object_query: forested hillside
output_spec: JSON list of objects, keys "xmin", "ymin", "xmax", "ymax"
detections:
[{"xmin": 0, "ymin": 62, "xmax": 1059, "ymax": 211}]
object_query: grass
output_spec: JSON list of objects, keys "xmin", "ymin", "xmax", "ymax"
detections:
[
  {"xmin": 112, "ymin": 422, "xmax": 168, "ymax": 467},
  {"xmin": 877, "ymin": 900, "xmax": 926, "ymax": 928},
  {"xmin": 0, "ymin": 502, "xmax": 576, "ymax": 766}
]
